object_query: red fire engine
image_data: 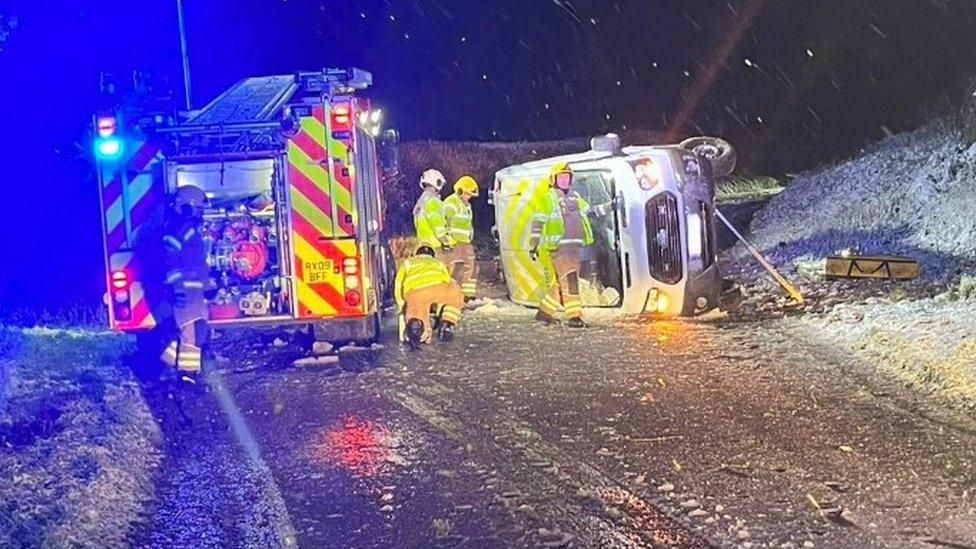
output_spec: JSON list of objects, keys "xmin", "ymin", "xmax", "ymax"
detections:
[{"xmin": 94, "ymin": 68, "xmax": 397, "ymax": 344}]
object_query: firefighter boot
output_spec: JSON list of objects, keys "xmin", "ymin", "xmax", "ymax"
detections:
[
  {"xmin": 535, "ymin": 309, "xmax": 558, "ymax": 325},
  {"xmin": 439, "ymin": 321, "xmax": 456, "ymax": 342},
  {"xmin": 567, "ymin": 317, "xmax": 588, "ymax": 329},
  {"xmin": 406, "ymin": 318, "xmax": 425, "ymax": 350}
]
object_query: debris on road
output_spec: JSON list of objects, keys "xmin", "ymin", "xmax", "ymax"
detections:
[
  {"xmin": 311, "ymin": 342, "xmax": 334, "ymax": 355},
  {"xmin": 293, "ymin": 355, "xmax": 340, "ymax": 368}
]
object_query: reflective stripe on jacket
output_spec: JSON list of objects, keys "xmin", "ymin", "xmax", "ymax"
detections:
[
  {"xmin": 413, "ymin": 190, "xmax": 454, "ymax": 248},
  {"xmin": 531, "ymin": 189, "xmax": 594, "ymax": 251},
  {"xmin": 394, "ymin": 255, "xmax": 453, "ymax": 306},
  {"xmin": 443, "ymin": 193, "xmax": 474, "ymax": 243}
]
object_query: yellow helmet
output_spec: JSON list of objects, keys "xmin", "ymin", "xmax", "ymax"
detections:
[
  {"xmin": 454, "ymin": 175, "xmax": 479, "ymax": 196},
  {"xmin": 549, "ymin": 162, "xmax": 570, "ymax": 175},
  {"xmin": 549, "ymin": 162, "xmax": 573, "ymax": 189}
]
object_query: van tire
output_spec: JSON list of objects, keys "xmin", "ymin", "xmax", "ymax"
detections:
[{"xmin": 680, "ymin": 136, "xmax": 737, "ymax": 178}]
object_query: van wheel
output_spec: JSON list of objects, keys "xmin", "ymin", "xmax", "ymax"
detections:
[{"xmin": 680, "ymin": 136, "xmax": 737, "ymax": 178}]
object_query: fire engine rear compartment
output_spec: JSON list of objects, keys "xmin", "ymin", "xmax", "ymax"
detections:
[{"xmin": 168, "ymin": 156, "xmax": 295, "ymax": 325}]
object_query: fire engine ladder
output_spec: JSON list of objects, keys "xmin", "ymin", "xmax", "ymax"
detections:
[{"xmin": 186, "ymin": 75, "xmax": 298, "ymax": 125}]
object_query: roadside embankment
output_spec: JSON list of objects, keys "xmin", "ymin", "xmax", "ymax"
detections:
[
  {"xmin": 0, "ymin": 327, "xmax": 161, "ymax": 546},
  {"xmin": 724, "ymin": 123, "xmax": 976, "ymax": 408}
]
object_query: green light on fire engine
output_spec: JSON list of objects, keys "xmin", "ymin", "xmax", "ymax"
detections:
[{"xmin": 95, "ymin": 137, "xmax": 123, "ymax": 159}]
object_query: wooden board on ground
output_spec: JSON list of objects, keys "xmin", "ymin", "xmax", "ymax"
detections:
[{"xmin": 825, "ymin": 255, "xmax": 919, "ymax": 281}]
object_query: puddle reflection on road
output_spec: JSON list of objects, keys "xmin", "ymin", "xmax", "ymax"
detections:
[{"xmin": 309, "ymin": 415, "xmax": 410, "ymax": 479}]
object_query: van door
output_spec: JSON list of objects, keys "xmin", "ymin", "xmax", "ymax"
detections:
[{"xmin": 571, "ymin": 170, "xmax": 623, "ymax": 307}]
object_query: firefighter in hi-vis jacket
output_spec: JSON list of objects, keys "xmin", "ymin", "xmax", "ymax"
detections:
[
  {"xmin": 158, "ymin": 185, "xmax": 209, "ymax": 379},
  {"xmin": 530, "ymin": 163, "xmax": 599, "ymax": 328},
  {"xmin": 442, "ymin": 175, "xmax": 479, "ymax": 301},
  {"xmin": 413, "ymin": 169, "xmax": 455, "ymax": 252},
  {"xmin": 395, "ymin": 246, "xmax": 464, "ymax": 349}
]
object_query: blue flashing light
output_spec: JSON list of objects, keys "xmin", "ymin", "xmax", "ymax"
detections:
[{"xmin": 95, "ymin": 138, "xmax": 123, "ymax": 160}]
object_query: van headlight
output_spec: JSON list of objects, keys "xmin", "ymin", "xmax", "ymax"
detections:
[{"xmin": 686, "ymin": 213, "xmax": 702, "ymax": 258}]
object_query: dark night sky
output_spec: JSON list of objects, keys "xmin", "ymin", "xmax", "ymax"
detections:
[{"xmin": 1, "ymin": 0, "xmax": 975, "ymax": 308}]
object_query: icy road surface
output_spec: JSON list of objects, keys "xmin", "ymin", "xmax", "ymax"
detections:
[{"xmin": 131, "ymin": 304, "xmax": 976, "ymax": 548}]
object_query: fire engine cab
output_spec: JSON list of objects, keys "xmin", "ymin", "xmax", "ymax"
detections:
[{"xmin": 93, "ymin": 67, "xmax": 396, "ymax": 344}]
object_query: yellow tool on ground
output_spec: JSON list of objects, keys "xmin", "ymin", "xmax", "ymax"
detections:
[{"xmin": 715, "ymin": 209, "xmax": 804, "ymax": 305}]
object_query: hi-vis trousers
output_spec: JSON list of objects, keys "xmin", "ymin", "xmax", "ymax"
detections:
[
  {"xmin": 399, "ymin": 283, "xmax": 464, "ymax": 343},
  {"xmin": 538, "ymin": 243, "xmax": 583, "ymax": 320},
  {"xmin": 441, "ymin": 242, "xmax": 478, "ymax": 299},
  {"xmin": 160, "ymin": 288, "xmax": 206, "ymax": 372}
]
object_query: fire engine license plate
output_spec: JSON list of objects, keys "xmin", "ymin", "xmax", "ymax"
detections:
[{"xmin": 303, "ymin": 259, "xmax": 336, "ymax": 284}]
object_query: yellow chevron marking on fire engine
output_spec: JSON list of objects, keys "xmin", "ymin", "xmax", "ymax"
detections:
[
  {"xmin": 293, "ymin": 233, "xmax": 340, "ymax": 316},
  {"xmin": 127, "ymin": 168, "xmax": 155, "ymax": 206},
  {"xmin": 289, "ymin": 183, "xmax": 333, "ymax": 231},
  {"xmin": 330, "ymin": 238, "xmax": 357, "ymax": 256},
  {"xmin": 300, "ymin": 113, "xmax": 326, "ymax": 143},
  {"xmin": 324, "ymin": 115, "xmax": 356, "ymax": 236},
  {"xmin": 287, "ymin": 141, "xmax": 328, "ymax": 185},
  {"xmin": 296, "ymin": 278, "xmax": 337, "ymax": 315},
  {"xmin": 287, "ymin": 137, "xmax": 338, "ymax": 236},
  {"xmin": 105, "ymin": 199, "xmax": 125, "ymax": 235}
]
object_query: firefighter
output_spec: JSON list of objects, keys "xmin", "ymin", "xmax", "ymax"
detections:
[
  {"xmin": 442, "ymin": 175, "xmax": 479, "ymax": 301},
  {"xmin": 394, "ymin": 246, "xmax": 464, "ymax": 349},
  {"xmin": 158, "ymin": 185, "xmax": 209, "ymax": 380},
  {"xmin": 413, "ymin": 169, "xmax": 455, "ymax": 253},
  {"xmin": 529, "ymin": 163, "xmax": 596, "ymax": 328}
]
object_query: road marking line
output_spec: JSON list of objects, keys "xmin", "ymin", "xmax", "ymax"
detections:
[{"xmin": 206, "ymin": 371, "xmax": 299, "ymax": 547}]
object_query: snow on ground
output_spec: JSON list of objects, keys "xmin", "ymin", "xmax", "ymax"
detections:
[
  {"xmin": 0, "ymin": 328, "xmax": 162, "ymax": 546},
  {"xmin": 796, "ymin": 293, "xmax": 976, "ymax": 407},
  {"xmin": 726, "ymin": 123, "xmax": 976, "ymax": 408},
  {"xmin": 733, "ymin": 124, "xmax": 976, "ymax": 280}
]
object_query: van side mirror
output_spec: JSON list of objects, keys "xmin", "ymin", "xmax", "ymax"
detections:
[{"xmin": 379, "ymin": 129, "xmax": 400, "ymax": 180}]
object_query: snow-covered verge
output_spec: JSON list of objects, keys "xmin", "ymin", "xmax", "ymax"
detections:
[
  {"xmin": 0, "ymin": 327, "xmax": 162, "ymax": 546},
  {"xmin": 793, "ymin": 292, "xmax": 976, "ymax": 409},
  {"xmin": 730, "ymin": 124, "xmax": 976, "ymax": 282},
  {"xmin": 725, "ymin": 123, "xmax": 976, "ymax": 408}
]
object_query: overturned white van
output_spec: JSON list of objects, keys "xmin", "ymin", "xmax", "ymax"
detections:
[{"xmin": 490, "ymin": 134, "xmax": 735, "ymax": 316}]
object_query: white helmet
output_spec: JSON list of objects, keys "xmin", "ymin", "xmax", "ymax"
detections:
[{"xmin": 420, "ymin": 169, "xmax": 446, "ymax": 191}]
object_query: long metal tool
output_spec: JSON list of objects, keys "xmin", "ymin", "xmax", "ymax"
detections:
[
  {"xmin": 715, "ymin": 208, "xmax": 804, "ymax": 305},
  {"xmin": 176, "ymin": 0, "xmax": 193, "ymax": 111}
]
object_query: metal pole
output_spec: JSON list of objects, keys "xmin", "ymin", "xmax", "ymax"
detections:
[
  {"xmin": 715, "ymin": 208, "xmax": 804, "ymax": 305},
  {"xmin": 176, "ymin": 0, "xmax": 192, "ymax": 111}
]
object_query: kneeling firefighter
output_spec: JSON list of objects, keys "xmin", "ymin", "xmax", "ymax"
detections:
[
  {"xmin": 442, "ymin": 175, "xmax": 479, "ymax": 301},
  {"xmin": 394, "ymin": 246, "xmax": 464, "ymax": 349},
  {"xmin": 530, "ymin": 163, "xmax": 595, "ymax": 328},
  {"xmin": 158, "ymin": 186, "xmax": 210, "ymax": 378}
]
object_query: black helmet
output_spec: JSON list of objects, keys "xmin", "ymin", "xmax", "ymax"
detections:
[{"xmin": 416, "ymin": 246, "xmax": 435, "ymax": 257}]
